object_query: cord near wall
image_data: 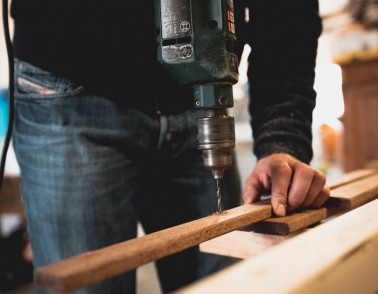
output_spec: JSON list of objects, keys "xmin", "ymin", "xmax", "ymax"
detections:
[{"xmin": 0, "ymin": 0, "xmax": 15, "ymax": 191}]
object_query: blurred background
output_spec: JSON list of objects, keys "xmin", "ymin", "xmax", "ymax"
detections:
[
  {"xmin": 0, "ymin": 0, "xmax": 378, "ymax": 293},
  {"xmin": 230, "ymin": 0, "xmax": 378, "ymax": 184}
]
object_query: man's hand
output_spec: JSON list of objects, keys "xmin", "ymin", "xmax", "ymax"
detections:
[{"xmin": 243, "ymin": 153, "xmax": 330, "ymax": 217}]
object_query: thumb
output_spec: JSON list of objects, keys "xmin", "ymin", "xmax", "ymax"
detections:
[{"xmin": 271, "ymin": 191, "xmax": 288, "ymax": 217}]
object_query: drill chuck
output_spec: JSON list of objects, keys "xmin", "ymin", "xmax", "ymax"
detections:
[{"xmin": 196, "ymin": 109, "xmax": 235, "ymax": 179}]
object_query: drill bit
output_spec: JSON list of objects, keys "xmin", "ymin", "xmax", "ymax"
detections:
[{"xmin": 216, "ymin": 179, "xmax": 222, "ymax": 213}]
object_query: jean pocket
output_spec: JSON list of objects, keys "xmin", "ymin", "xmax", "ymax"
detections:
[{"xmin": 14, "ymin": 59, "xmax": 84, "ymax": 100}]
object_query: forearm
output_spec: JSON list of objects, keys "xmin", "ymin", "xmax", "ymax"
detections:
[{"xmin": 237, "ymin": 0, "xmax": 322, "ymax": 163}]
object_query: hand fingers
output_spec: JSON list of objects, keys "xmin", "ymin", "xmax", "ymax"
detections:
[
  {"xmin": 287, "ymin": 162, "xmax": 329, "ymax": 212},
  {"xmin": 243, "ymin": 172, "xmax": 264, "ymax": 204},
  {"xmin": 243, "ymin": 153, "xmax": 329, "ymax": 218},
  {"xmin": 309, "ymin": 186, "xmax": 330, "ymax": 208},
  {"xmin": 269, "ymin": 161, "xmax": 292, "ymax": 217},
  {"xmin": 301, "ymin": 170, "xmax": 327, "ymax": 208},
  {"xmin": 287, "ymin": 163, "xmax": 315, "ymax": 212}
]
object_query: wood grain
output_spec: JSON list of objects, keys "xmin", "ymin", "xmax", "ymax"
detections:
[
  {"xmin": 326, "ymin": 168, "xmax": 377, "ymax": 189},
  {"xmin": 248, "ymin": 207, "xmax": 329, "ymax": 236},
  {"xmin": 327, "ymin": 173, "xmax": 378, "ymax": 209},
  {"xmin": 199, "ymin": 230, "xmax": 300, "ymax": 259},
  {"xmin": 34, "ymin": 203, "xmax": 271, "ymax": 292},
  {"xmin": 180, "ymin": 199, "xmax": 378, "ymax": 294}
]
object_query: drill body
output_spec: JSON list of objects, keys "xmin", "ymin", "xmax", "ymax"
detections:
[{"xmin": 155, "ymin": 0, "xmax": 239, "ymax": 180}]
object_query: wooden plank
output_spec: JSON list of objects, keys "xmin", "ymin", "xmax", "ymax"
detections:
[
  {"xmin": 249, "ymin": 207, "xmax": 328, "ymax": 236},
  {"xmin": 326, "ymin": 168, "xmax": 377, "ymax": 189},
  {"xmin": 327, "ymin": 173, "xmax": 378, "ymax": 209},
  {"xmin": 34, "ymin": 203, "xmax": 272, "ymax": 292},
  {"xmin": 199, "ymin": 230, "xmax": 300, "ymax": 259},
  {"xmin": 179, "ymin": 199, "xmax": 378, "ymax": 294}
]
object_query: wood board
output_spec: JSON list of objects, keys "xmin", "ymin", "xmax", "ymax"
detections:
[
  {"xmin": 34, "ymin": 203, "xmax": 271, "ymax": 292},
  {"xmin": 327, "ymin": 173, "xmax": 378, "ymax": 209},
  {"xmin": 325, "ymin": 168, "xmax": 377, "ymax": 189},
  {"xmin": 199, "ymin": 230, "xmax": 301, "ymax": 259}
]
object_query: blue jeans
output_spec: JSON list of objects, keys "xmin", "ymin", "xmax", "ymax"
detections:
[{"xmin": 13, "ymin": 60, "xmax": 242, "ymax": 293}]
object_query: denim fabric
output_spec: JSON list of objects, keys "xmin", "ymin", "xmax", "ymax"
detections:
[{"xmin": 13, "ymin": 60, "xmax": 242, "ymax": 294}]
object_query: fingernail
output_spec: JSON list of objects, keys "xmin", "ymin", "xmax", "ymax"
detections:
[{"xmin": 277, "ymin": 204, "xmax": 286, "ymax": 216}]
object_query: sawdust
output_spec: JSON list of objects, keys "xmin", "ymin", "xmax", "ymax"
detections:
[{"xmin": 212, "ymin": 211, "xmax": 228, "ymax": 216}]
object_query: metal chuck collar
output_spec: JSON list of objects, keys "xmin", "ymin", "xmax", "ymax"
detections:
[{"xmin": 196, "ymin": 108, "xmax": 235, "ymax": 179}]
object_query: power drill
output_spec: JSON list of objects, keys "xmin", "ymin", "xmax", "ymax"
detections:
[{"xmin": 154, "ymin": 0, "xmax": 239, "ymax": 211}]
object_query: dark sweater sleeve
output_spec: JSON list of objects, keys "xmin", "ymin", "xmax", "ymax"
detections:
[{"xmin": 235, "ymin": 0, "xmax": 322, "ymax": 164}]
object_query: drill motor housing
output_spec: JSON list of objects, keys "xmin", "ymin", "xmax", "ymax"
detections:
[{"xmin": 155, "ymin": 0, "xmax": 239, "ymax": 179}]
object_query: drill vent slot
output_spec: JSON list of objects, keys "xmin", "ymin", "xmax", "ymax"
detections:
[{"xmin": 162, "ymin": 36, "xmax": 192, "ymax": 46}]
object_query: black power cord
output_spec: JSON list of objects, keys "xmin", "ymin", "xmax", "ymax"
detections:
[{"xmin": 0, "ymin": 0, "xmax": 15, "ymax": 191}]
